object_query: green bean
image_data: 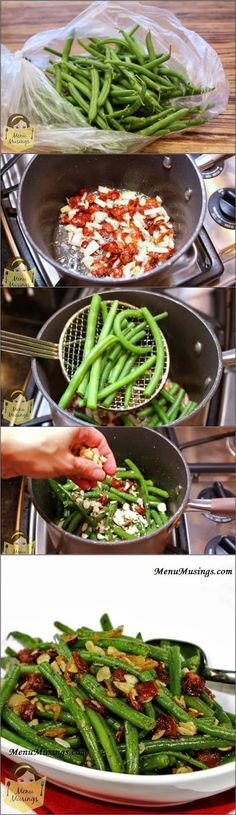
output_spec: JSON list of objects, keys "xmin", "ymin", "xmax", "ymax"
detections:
[
  {"xmin": 212, "ymin": 700, "xmax": 233, "ymax": 727},
  {"xmin": 125, "ymin": 721, "xmax": 139, "ymax": 773},
  {"xmin": 100, "ymin": 613, "xmax": 113, "ymax": 631},
  {"xmin": 125, "ymin": 458, "xmax": 150, "ymax": 520},
  {"xmin": 38, "ymin": 663, "xmax": 105, "ymax": 769},
  {"xmin": 166, "ymin": 751, "xmax": 207, "ymax": 770},
  {"xmin": 180, "ymin": 401, "xmax": 198, "ymax": 417},
  {"xmin": 138, "ymin": 107, "xmax": 201, "ymax": 135},
  {"xmin": 77, "ymin": 294, "xmax": 101, "ymax": 397},
  {"xmin": 141, "ymin": 735, "xmax": 234, "ymax": 754},
  {"xmin": 0, "ymin": 664, "xmax": 21, "ymax": 713},
  {"xmin": 166, "ymin": 389, "xmax": 185, "ymax": 422},
  {"xmin": 141, "ymin": 753, "xmax": 170, "ymax": 772},
  {"xmin": 86, "ymin": 300, "xmax": 119, "ymax": 410},
  {"xmin": 36, "ymin": 721, "xmax": 76, "ymax": 736},
  {"xmin": 113, "ymin": 310, "xmax": 152, "ymax": 355},
  {"xmin": 141, "ymin": 308, "xmax": 165, "ymax": 397},
  {"xmin": 1, "ymin": 710, "xmax": 85, "ymax": 766},
  {"xmin": 86, "ymin": 709, "xmax": 123, "ymax": 772},
  {"xmin": 6, "ymin": 631, "xmax": 42, "ymax": 648},
  {"xmin": 169, "ymin": 646, "xmax": 181, "ymax": 698},
  {"xmin": 184, "ymin": 696, "xmax": 215, "ymax": 718},
  {"xmin": 88, "ymin": 68, "xmax": 100, "ymax": 123},
  {"xmin": 59, "ymin": 334, "xmax": 117, "ymax": 409},
  {"xmin": 119, "ymin": 30, "xmax": 145, "ymax": 65},
  {"xmin": 97, "ymin": 355, "xmax": 156, "ymax": 402},
  {"xmin": 79, "ymin": 675, "xmax": 155, "ymax": 731},
  {"xmin": 77, "ymin": 650, "xmax": 151, "ymax": 680}
]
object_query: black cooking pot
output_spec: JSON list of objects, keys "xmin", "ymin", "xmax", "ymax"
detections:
[
  {"xmin": 18, "ymin": 154, "xmax": 206, "ymax": 285},
  {"xmin": 29, "ymin": 427, "xmax": 235, "ymax": 555},
  {"xmin": 30, "ymin": 428, "xmax": 191, "ymax": 555},
  {"xmin": 32, "ymin": 290, "xmax": 223, "ymax": 427}
]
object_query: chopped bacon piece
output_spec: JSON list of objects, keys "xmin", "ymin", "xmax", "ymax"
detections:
[
  {"xmin": 112, "ymin": 668, "xmax": 126, "ymax": 682},
  {"xmin": 127, "ymin": 694, "xmax": 143, "ymax": 711},
  {"xmin": 136, "ymin": 681, "xmax": 157, "ymax": 703},
  {"xmin": 22, "ymin": 673, "xmax": 48, "ymax": 694},
  {"xmin": 19, "ymin": 701, "xmax": 36, "ymax": 722},
  {"xmin": 155, "ymin": 662, "xmax": 168, "ymax": 684},
  {"xmin": 182, "ymin": 672, "xmax": 205, "ymax": 697},
  {"xmin": 17, "ymin": 648, "xmax": 42, "ymax": 664},
  {"xmin": 197, "ymin": 749, "xmax": 221, "ymax": 768},
  {"xmin": 155, "ymin": 713, "xmax": 178, "ymax": 739},
  {"xmin": 71, "ymin": 652, "xmax": 88, "ymax": 674},
  {"xmin": 116, "ymin": 725, "xmax": 125, "ymax": 744},
  {"xmin": 84, "ymin": 699, "xmax": 107, "ymax": 715}
]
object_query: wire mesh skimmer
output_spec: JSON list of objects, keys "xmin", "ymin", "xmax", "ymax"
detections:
[{"xmin": 1, "ymin": 301, "xmax": 170, "ymax": 413}]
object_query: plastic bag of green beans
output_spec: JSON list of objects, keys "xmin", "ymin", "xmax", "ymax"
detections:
[{"xmin": 1, "ymin": 1, "xmax": 229, "ymax": 153}]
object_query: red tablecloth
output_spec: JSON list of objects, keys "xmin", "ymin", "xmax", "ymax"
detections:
[{"xmin": 1, "ymin": 757, "xmax": 235, "ymax": 815}]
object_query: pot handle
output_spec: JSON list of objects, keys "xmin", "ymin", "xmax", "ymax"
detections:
[
  {"xmin": 187, "ymin": 498, "xmax": 235, "ymax": 515},
  {"xmin": 204, "ymin": 667, "xmax": 235, "ymax": 685},
  {"xmin": 194, "ymin": 154, "xmax": 233, "ymax": 172},
  {"xmin": 222, "ymin": 349, "xmax": 235, "ymax": 367}
]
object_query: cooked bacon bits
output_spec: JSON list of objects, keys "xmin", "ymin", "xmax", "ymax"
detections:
[
  {"xmin": 22, "ymin": 673, "xmax": 47, "ymax": 694},
  {"xmin": 112, "ymin": 668, "xmax": 126, "ymax": 682},
  {"xmin": 71, "ymin": 652, "xmax": 88, "ymax": 674},
  {"xmin": 60, "ymin": 187, "xmax": 174, "ymax": 279},
  {"xmin": 99, "ymin": 495, "xmax": 109, "ymax": 506},
  {"xmin": 155, "ymin": 713, "xmax": 178, "ymax": 739},
  {"xmin": 196, "ymin": 749, "xmax": 221, "ymax": 768},
  {"xmin": 19, "ymin": 701, "xmax": 36, "ymax": 722},
  {"xmin": 155, "ymin": 662, "xmax": 168, "ymax": 684},
  {"xmin": 182, "ymin": 672, "xmax": 205, "ymax": 697},
  {"xmin": 136, "ymin": 681, "xmax": 157, "ymax": 703},
  {"xmin": 84, "ymin": 699, "xmax": 107, "ymax": 716},
  {"xmin": 17, "ymin": 648, "xmax": 41, "ymax": 664},
  {"xmin": 115, "ymin": 725, "xmax": 125, "ymax": 744},
  {"xmin": 127, "ymin": 694, "xmax": 143, "ymax": 711}
]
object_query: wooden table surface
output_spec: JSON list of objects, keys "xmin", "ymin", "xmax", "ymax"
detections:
[{"xmin": 2, "ymin": 0, "xmax": 235, "ymax": 153}]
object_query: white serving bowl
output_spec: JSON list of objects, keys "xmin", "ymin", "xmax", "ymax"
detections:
[{"xmin": 2, "ymin": 686, "xmax": 234, "ymax": 808}]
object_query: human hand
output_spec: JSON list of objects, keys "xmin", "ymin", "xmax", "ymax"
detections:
[{"xmin": 1, "ymin": 427, "xmax": 116, "ymax": 487}]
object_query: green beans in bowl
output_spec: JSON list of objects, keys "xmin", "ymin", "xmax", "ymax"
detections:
[{"xmin": 1, "ymin": 616, "xmax": 234, "ymax": 806}]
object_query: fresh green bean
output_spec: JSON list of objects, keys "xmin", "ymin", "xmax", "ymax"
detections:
[
  {"xmin": 88, "ymin": 68, "xmax": 100, "ymax": 123},
  {"xmin": 59, "ymin": 334, "xmax": 117, "ymax": 409},
  {"xmin": 141, "ymin": 307, "xmax": 165, "ymax": 397},
  {"xmin": 86, "ymin": 300, "xmax": 119, "ymax": 410}
]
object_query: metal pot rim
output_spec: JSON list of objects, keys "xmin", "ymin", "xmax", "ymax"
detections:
[
  {"xmin": 17, "ymin": 154, "xmax": 206, "ymax": 283},
  {"xmin": 32, "ymin": 289, "xmax": 223, "ymax": 427},
  {"xmin": 28, "ymin": 429, "xmax": 192, "ymax": 549}
]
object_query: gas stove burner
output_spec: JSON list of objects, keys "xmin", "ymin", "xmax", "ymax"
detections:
[
  {"xmin": 197, "ymin": 481, "xmax": 235, "ymax": 523},
  {"xmin": 208, "ymin": 188, "xmax": 235, "ymax": 229},
  {"xmin": 204, "ymin": 535, "xmax": 235, "ymax": 555}
]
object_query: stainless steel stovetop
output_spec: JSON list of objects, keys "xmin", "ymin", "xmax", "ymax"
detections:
[{"xmin": 1, "ymin": 153, "xmax": 235, "ymax": 287}]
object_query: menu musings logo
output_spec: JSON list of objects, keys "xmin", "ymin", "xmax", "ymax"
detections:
[
  {"xmin": 2, "ymin": 389, "xmax": 34, "ymax": 426},
  {"xmin": 3, "ymin": 113, "xmax": 35, "ymax": 151},
  {"xmin": 4, "ymin": 763, "xmax": 46, "ymax": 811},
  {"xmin": 2, "ymin": 256, "xmax": 36, "ymax": 287},
  {"xmin": 3, "ymin": 531, "xmax": 35, "ymax": 555}
]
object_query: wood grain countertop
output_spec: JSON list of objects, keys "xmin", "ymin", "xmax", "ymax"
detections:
[{"xmin": 1, "ymin": 0, "xmax": 235, "ymax": 153}]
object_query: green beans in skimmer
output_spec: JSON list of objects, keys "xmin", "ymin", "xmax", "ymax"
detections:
[
  {"xmin": 141, "ymin": 307, "xmax": 165, "ymax": 397},
  {"xmin": 113, "ymin": 310, "xmax": 152, "ymax": 355},
  {"xmin": 58, "ymin": 334, "xmax": 117, "ymax": 409}
]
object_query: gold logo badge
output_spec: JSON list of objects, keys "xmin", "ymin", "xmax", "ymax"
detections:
[
  {"xmin": 2, "ymin": 390, "xmax": 34, "ymax": 426},
  {"xmin": 3, "ymin": 531, "xmax": 35, "ymax": 555},
  {"xmin": 4, "ymin": 763, "xmax": 46, "ymax": 812},
  {"xmin": 3, "ymin": 257, "xmax": 36, "ymax": 287},
  {"xmin": 3, "ymin": 114, "xmax": 35, "ymax": 152}
]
